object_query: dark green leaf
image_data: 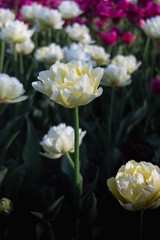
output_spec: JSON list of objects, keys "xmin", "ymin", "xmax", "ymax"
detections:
[{"xmin": 23, "ymin": 117, "xmax": 41, "ymax": 180}]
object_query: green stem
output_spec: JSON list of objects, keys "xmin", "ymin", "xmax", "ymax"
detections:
[
  {"xmin": 139, "ymin": 209, "xmax": 144, "ymax": 240},
  {"xmin": 65, "ymin": 152, "xmax": 74, "ymax": 168},
  {"xmin": 150, "ymin": 39, "xmax": 157, "ymax": 82},
  {"xmin": 19, "ymin": 54, "xmax": 24, "ymax": 79},
  {"xmin": 119, "ymin": 86, "xmax": 125, "ymax": 121},
  {"xmin": 13, "ymin": 44, "xmax": 17, "ymax": 77},
  {"xmin": 74, "ymin": 106, "xmax": 80, "ymax": 240},
  {"xmin": 33, "ymin": 32, "xmax": 38, "ymax": 50},
  {"xmin": 108, "ymin": 84, "xmax": 115, "ymax": 146},
  {"xmin": 0, "ymin": 40, "xmax": 5, "ymax": 73},
  {"xmin": 48, "ymin": 28, "xmax": 52, "ymax": 44},
  {"xmin": 143, "ymin": 37, "xmax": 150, "ymax": 66}
]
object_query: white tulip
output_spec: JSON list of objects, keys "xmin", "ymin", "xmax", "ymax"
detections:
[
  {"xmin": 107, "ymin": 160, "xmax": 160, "ymax": 210},
  {"xmin": 35, "ymin": 43, "xmax": 64, "ymax": 64},
  {"xmin": 65, "ymin": 23, "xmax": 94, "ymax": 44},
  {"xmin": 142, "ymin": 16, "xmax": 160, "ymax": 39},
  {"xmin": 84, "ymin": 44, "xmax": 110, "ymax": 66},
  {"xmin": 62, "ymin": 43, "xmax": 91, "ymax": 63},
  {"xmin": 32, "ymin": 60, "xmax": 103, "ymax": 108},
  {"xmin": 0, "ymin": 8, "xmax": 15, "ymax": 28},
  {"xmin": 36, "ymin": 7, "xmax": 64, "ymax": 29},
  {"xmin": 0, "ymin": 73, "xmax": 28, "ymax": 103},
  {"xmin": 58, "ymin": 1, "xmax": 83, "ymax": 19},
  {"xmin": 0, "ymin": 20, "xmax": 34, "ymax": 44},
  {"xmin": 20, "ymin": 2, "xmax": 43, "ymax": 21},
  {"xmin": 40, "ymin": 123, "xmax": 86, "ymax": 159},
  {"xmin": 111, "ymin": 54, "xmax": 141, "ymax": 74},
  {"xmin": 101, "ymin": 64, "xmax": 131, "ymax": 87}
]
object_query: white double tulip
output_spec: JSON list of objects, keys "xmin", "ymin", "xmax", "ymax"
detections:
[
  {"xmin": 58, "ymin": 1, "xmax": 83, "ymax": 19},
  {"xmin": 65, "ymin": 23, "xmax": 94, "ymax": 44},
  {"xmin": 35, "ymin": 43, "xmax": 64, "ymax": 64},
  {"xmin": 32, "ymin": 60, "xmax": 103, "ymax": 108},
  {"xmin": 111, "ymin": 54, "xmax": 141, "ymax": 74},
  {"xmin": 0, "ymin": 20, "xmax": 34, "ymax": 44},
  {"xmin": 142, "ymin": 16, "xmax": 160, "ymax": 39},
  {"xmin": 36, "ymin": 7, "xmax": 64, "ymax": 29},
  {"xmin": 0, "ymin": 8, "xmax": 15, "ymax": 28},
  {"xmin": 0, "ymin": 73, "xmax": 27, "ymax": 103},
  {"xmin": 101, "ymin": 64, "xmax": 131, "ymax": 87},
  {"xmin": 40, "ymin": 123, "xmax": 86, "ymax": 159},
  {"xmin": 107, "ymin": 160, "xmax": 160, "ymax": 210}
]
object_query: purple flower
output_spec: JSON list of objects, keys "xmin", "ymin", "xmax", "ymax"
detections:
[
  {"xmin": 119, "ymin": 138, "xmax": 154, "ymax": 163},
  {"xmin": 151, "ymin": 77, "xmax": 160, "ymax": 94}
]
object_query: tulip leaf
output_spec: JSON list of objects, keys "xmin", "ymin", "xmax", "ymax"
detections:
[
  {"xmin": 4, "ymin": 163, "xmax": 25, "ymax": 198},
  {"xmin": 45, "ymin": 195, "xmax": 64, "ymax": 222},
  {"xmin": 83, "ymin": 167, "xmax": 99, "ymax": 202},
  {"xmin": 23, "ymin": 117, "xmax": 41, "ymax": 180},
  {"xmin": 0, "ymin": 166, "xmax": 8, "ymax": 186},
  {"xmin": 0, "ymin": 116, "xmax": 21, "ymax": 148},
  {"xmin": 0, "ymin": 131, "xmax": 20, "ymax": 166},
  {"xmin": 113, "ymin": 101, "xmax": 147, "ymax": 147}
]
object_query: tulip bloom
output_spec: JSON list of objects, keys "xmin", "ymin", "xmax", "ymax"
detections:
[
  {"xmin": 32, "ymin": 60, "xmax": 103, "ymax": 108},
  {"xmin": 107, "ymin": 160, "xmax": 160, "ymax": 210},
  {"xmin": 0, "ymin": 20, "xmax": 34, "ymax": 44},
  {"xmin": 101, "ymin": 64, "xmax": 131, "ymax": 87},
  {"xmin": 0, "ymin": 73, "xmax": 28, "ymax": 103},
  {"xmin": 40, "ymin": 123, "xmax": 86, "ymax": 159},
  {"xmin": 122, "ymin": 32, "xmax": 136, "ymax": 46},
  {"xmin": 151, "ymin": 77, "xmax": 160, "ymax": 93}
]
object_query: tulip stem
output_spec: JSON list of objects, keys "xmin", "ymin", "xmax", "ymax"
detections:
[
  {"xmin": 143, "ymin": 37, "xmax": 150, "ymax": 67},
  {"xmin": 0, "ymin": 40, "xmax": 5, "ymax": 73},
  {"xmin": 139, "ymin": 209, "xmax": 144, "ymax": 240},
  {"xmin": 108, "ymin": 84, "xmax": 115, "ymax": 146},
  {"xmin": 19, "ymin": 53, "xmax": 24, "ymax": 80},
  {"xmin": 13, "ymin": 44, "xmax": 17, "ymax": 77},
  {"xmin": 65, "ymin": 152, "xmax": 74, "ymax": 168},
  {"xmin": 74, "ymin": 106, "xmax": 80, "ymax": 240}
]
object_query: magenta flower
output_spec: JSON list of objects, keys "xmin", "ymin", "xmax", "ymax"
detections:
[
  {"xmin": 125, "ymin": 2, "xmax": 141, "ymax": 24},
  {"xmin": 96, "ymin": 1, "xmax": 113, "ymax": 21},
  {"xmin": 100, "ymin": 27, "xmax": 121, "ymax": 46},
  {"xmin": 151, "ymin": 77, "xmax": 160, "ymax": 94},
  {"xmin": 94, "ymin": 19, "xmax": 109, "ymax": 29},
  {"xmin": 122, "ymin": 32, "xmax": 136, "ymax": 46},
  {"xmin": 144, "ymin": 2, "xmax": 160, "ymax": 19},
  {"xmin": 138, "ymin": 0, "xmax": 153, "ymax": 7},
  {"xmin": 112, "ymin": 8, "xmax": 126, "ymax": 23}
]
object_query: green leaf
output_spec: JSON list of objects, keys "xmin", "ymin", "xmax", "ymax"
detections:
[
  {"xmin": 83, "ymin": 167, "xmax": 99, "ymax": 202},
  {"xmin": 4, "ymin": 163, "xmax": 25, "ymax": 199},
  {"xmin": 46, "ymin": 195, "xmax": 64, "ymax": 214},
  {"xmin": 0, "ymin": 116, "xmax": 21, "ymax": 148},
  {"xmin": 0, "ymin": 166, "xmax": 8, "ymax": 185},
  {"xmin": 0, "ymin": 131, "xmax": 20, "ymax": 166},
  {"xmin": 31, "ymin": 211, "xmax": 44, "ymax": 220},
  {"xmin": 23, "ymin": 117, "xmax": 41, "ymax": 180},
  {"xmin": 45, "ymin": 195, "xmax": 64, "ymax": 221},
  {"xmin": 113, "ymin": 101, "xmax": 147, "ymax": 147}
]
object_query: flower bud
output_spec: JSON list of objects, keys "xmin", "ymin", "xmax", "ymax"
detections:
[{"xmin": 0, "ymin": 198, "xmax": 13, "ymax": 215}]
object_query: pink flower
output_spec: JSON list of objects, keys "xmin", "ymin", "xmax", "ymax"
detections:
[
  {"xmin": 122, "ymin": 32, "xmax": 136, "ymax": 46},
  {"xmin": 100, "ymin": 27, "xmax": 121, "ymax": 46},
  {"xmin": 151, "ymin": 77, "xmax": 160, "ymax": 94},
  {"xmin": 139, "ymin": 18, "xmax": 145, "ymax": 28}
]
